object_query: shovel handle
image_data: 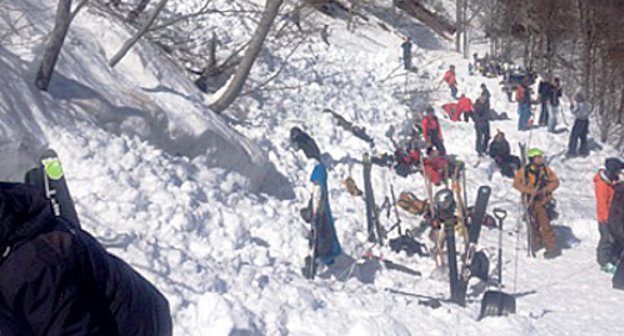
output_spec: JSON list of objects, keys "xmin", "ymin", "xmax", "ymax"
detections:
[{"xmin": 493, "ymin": 208, "xmax": 507, "ymax": 221}]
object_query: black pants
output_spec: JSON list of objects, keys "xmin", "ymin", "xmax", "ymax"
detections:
[
  {"xmin": 597, "ymin": 223, "xmax": 615, "ymax": 267},
  {"xmin": 429, "ymin": 135, "xmax": 446, "ymax": 156},
  {"xmin": 464, "ymin": 111, "xmax": 474, "ymax": 122},
  {"xmin": 403, "ymin": 53, "xmax": 412, "ymax": 70},
  {"xmin": 494, "ymin": 154, "xmax": 521, "ymax": 178},
  {"xmin": 568, "ymin": 119, "xmax": 589, "ymax": 156},
  {"xmin": 475, "ymin": 123, "xmax": 490, "ymax": 155},
  {"xmin": 539, "ymin": 100, "xmax": 549, "ymax": 125}
]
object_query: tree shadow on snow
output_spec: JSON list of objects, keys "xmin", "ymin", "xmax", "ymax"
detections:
[{"xmin": 47, "ymin": 73, "xmax": 296, "ymax": 200}]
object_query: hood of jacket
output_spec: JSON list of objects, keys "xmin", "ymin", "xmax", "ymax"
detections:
[{"xmin": 0, "ymin": 183, "xmax": 55, "ymax": 258}]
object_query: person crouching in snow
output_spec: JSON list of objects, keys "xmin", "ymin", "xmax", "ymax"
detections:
[
  {"xmin": 290, "ymin": 127, "xmax": 341, "ymax": 277},
  {"xmin": 421, "ymin": 106, "xmax": 446, "ymax": 156},
  {"xmin": 513, "ymin": 148, "xmax": 561, "ymax": 258},
  {"xmin": 457, "ymin": 93, "xmax": 474, "ymax": 122},
  {"xmin": 594, "ymin": 158, "xmax": 624, "ymax": 273},
  {"xmin": 488, "ymin": 130, "xmax": 520, "ymax": 178}
]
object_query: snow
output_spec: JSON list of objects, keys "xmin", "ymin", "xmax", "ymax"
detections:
[{"xmin": 1, "ymin": 0, "xmax": 624, "ymax": 335}]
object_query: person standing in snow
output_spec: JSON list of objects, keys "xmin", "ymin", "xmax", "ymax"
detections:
[
  {"xmin": 607, "ymin": 172, "xmax": 624, "ymax": 289},
  {"xmin": 594, "ymin": 158, "xmax": 624, "ymax": 272},
  {"xmin": 440, "ymin": 65, "xmax": 458, "ymax": 99},
  {"xmin": 421, "ymin": 106, "xmax": 446, "ymax": 156},
  {"xmin": 513, "ymin": 148, "xmax": 561, "ymax": 258},
  {"xmin": 480, "ymin": 83, "xmax": 491, "ymax": 104},
  {"xmin": 401, "ymin": 37, "xmax": 413, "ymax": 70},
  {"xmin": 547, "ymin": 78, "xmax": 563, "ymax": 133},
  {"xmin": 473, "ymin": 92, "xmax": 490, "ymax": 157},
  {"xmin": 567, "ymin": 92, "xmax": 591, "ymax": 157},
  {"xmin": 537, "ymin": 79, "xmax": 552, "ymax": 126},
  {"xmin": 515, "ymin": 77, "xmax": 533, "ymax": 131},
  {"xmin": 0, "ymin": 183, "xmax": 172, "ymax": 336},
  {"xmin": 456, "ymin": 93, "xmax": 474, "ymax": 122}
]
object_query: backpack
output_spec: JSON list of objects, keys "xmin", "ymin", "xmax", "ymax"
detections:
[
  {"xmin": 398, "ymin": 192, "xmax": 427, "ymax": 215},
  {"xmin": 515, "ymin": 86, "xmax": 525, "ymax": 102}
]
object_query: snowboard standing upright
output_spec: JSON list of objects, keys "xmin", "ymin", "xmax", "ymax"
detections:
[
  {"xmin": 363, "ymin": 153, "xmax": 383, "ymax": 245},
  {"xmin": 454, "ymin": 185, "xmax": 491, "ymax": 305},
  {"xmin": 24, "ymin": 149, "xmax": 80, "ymax": 228}
]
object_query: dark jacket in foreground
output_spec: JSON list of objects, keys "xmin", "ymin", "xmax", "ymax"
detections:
[{"xmin": 0, "ymin": 183, "xmax": 172, "ymax": 336}]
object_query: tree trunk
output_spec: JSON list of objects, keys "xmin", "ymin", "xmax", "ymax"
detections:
[
  {"xmin": 462, "ymin": 0, "xmax": 468, "ymax": 59},
  {"xmin": 127, "ymin": 0, "xmax": 151, "ymax": 22},
  {"xmin": 455, "ymin": 0, "xmax": 461, "ymax": 52},
  {"xmin": 35, "ymin": 0, "xmax": 73, "ymax": 91},
  {"xmin": 210, "ymin": 0, "xmax": 284, "ymax": 114},
  {"xmin": 109, "ymin": 0, "xmax": 168, "ymax": 67}
]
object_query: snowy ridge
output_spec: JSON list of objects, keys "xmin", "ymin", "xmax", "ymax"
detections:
[{"xmin": 1, "ymin": 0, "xmax": 624, "ymax": 335}]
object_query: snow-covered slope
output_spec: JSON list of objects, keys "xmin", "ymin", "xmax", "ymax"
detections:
[{"xmin": 1, "ymin": 0, "xmax": 623, "ymax": 335}]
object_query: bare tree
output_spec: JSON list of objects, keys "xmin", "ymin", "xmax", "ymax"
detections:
[
  {"xmin": 210, "ymin": 0, "xmax": 284, "ymax": 114},
  {"xmin": 109, "ymin": 0, "xmax": 168, "ymax": 67},
  {"xmin": 35, "ymin": 0, "xmax": 73, "ymax": 90}
]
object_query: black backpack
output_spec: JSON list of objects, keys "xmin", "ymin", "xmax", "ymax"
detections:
[{"xmin": 290, "ymin": 127, "xmax": 321, "ymax": 160}]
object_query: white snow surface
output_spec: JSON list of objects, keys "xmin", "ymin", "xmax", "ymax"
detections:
[{"xmin": 1, "ymin": 0, "xmax": 623, "ymax": 335}]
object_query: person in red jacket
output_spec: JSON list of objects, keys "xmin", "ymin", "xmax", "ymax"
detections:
[
  {"xmin": 456, "ymin": 94, "xmax": 474, "ymax": 122},
  {"xmin": 595, "ymin": 158, "xmax": 624, "ymax": 271},
  {"xmin": 421, "ymin": 106, "xmax": 446, "ymax": 155},
  {"xmin": 440, "ymin": 65, "xmax": 458, "ymax": 99}
]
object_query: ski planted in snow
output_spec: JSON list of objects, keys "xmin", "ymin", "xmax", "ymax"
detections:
[
  {"xmin": 362, "ymin": 252, "xmax": 421, "ymax": 276},
  {"xmin": 302, "ymin": 215, "xmax": 319, "ymax": 280},
  {"xmin": 518, "ymin": 142, "xmax": 535, "ymax": 257},
  {"xmin": 323, "ymin": 108, "xmax": 375, "ymax": 146},
  {"xmin": 24, "ymin": 149, "xmax": 81, "ymax": 228},
  {"xmin": 363, "ymin": 153, "xmax": 384, "ymax": 245}
]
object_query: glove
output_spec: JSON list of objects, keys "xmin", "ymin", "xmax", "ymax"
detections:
[{"xmin": 601, "ymin": 263, "xmax": 617, "ymax": 274}]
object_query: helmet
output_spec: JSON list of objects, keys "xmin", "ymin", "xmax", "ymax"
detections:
[{"xmin": 527, "ymin": 148, "xmax": 544, "ymax": 158}]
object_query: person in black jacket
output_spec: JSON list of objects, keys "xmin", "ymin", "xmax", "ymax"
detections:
[
  {"xmin": 488, "ymin": 130, "xmax": 521, "ymax": 178},
  {"xmin": 0, "ymin": 183, "xmax": 172, "ymax": 336},
  {"xmin": 608, "ymin": 183, "xmax": 624, "ymax": 289},
  {"xmin": 473, "ymin": 92, "xmax": 490, "ymax": 156}
]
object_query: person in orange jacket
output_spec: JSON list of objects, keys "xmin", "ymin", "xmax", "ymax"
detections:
[
  {"xmin": 421, "ymin": 107, "xmax": 446, "ymax": 155},
  {"xmin": 456, "ymin": 94, "xmax": 474, "ymax": 122},
  {"xmin": 440, "ymin": 65, "xmax": 458, "ymax": 99},
  {"xmin": 595, "ymin": 158, "xmax": 624, "ymax": 271},
  {"xmin": 513, "ymin": 148, "xmax": 560, "ymax": 258}
]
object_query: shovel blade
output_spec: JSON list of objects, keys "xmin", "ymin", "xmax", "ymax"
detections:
[{"xmin": 479, "ymin": 290, "xmax": 516, "ymax": 319}]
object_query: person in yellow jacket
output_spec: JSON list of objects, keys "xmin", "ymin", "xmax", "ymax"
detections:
[{"xmin": 513, "ymin": 148, "xmax": 561, "ymax": 258}]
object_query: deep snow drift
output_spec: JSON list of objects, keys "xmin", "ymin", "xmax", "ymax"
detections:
[{"xmin": 1, "ymin": 0, "xmax": 623, "ymax": 335}]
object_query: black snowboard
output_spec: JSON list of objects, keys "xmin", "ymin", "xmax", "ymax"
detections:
[
  {"xmin": 24, "ymin": 149, "xmax": 80, "ymax": 228},
  {"xmin": 455, "ymin": 185, "xmax": 491, "ymax": 305}
]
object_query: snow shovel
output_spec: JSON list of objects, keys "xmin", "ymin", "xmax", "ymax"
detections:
[{"xmin": 479, "ymin": 208, "xmax": 516, "ymax": 319}]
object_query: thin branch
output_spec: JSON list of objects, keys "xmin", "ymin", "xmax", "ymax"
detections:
[{"xmin": 239, "ymin": 38, "xmax": 304, "ymax": 96}]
